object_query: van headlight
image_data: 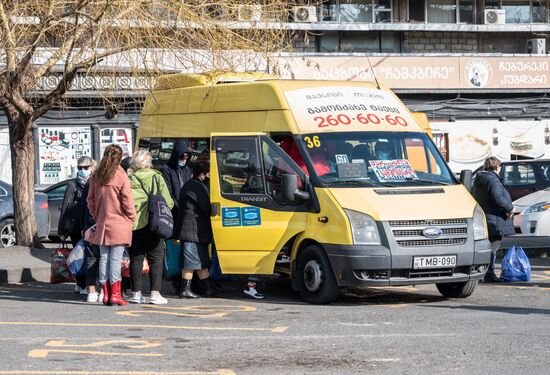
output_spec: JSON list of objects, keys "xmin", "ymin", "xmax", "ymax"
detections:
[
  {"xmin": 344, "ymin": 209, "xmax": 381, "ymax": 245},
  {"xmin": 524, "ymin": 202, "xmax": 550, "ymax": 214},
  {"xmin": 473, "ymin": 204, "xmax": 488, "ymax": 241}
]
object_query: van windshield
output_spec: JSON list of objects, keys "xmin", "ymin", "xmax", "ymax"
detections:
[{"xmin": 299, "ymin": 132, "xmax": 455, "ymax": 187}]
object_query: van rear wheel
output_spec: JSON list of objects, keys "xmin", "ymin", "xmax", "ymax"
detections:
[
  {"xmin": 436, "ymin": 280, "xmax": 477, "ymax": 298},
  {"xmin": 297, "ymin": 245, "xmax": 339, "ymax": 304}
]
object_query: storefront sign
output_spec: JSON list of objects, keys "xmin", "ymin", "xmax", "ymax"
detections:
[
  {"xmin": 100, "ymin": 128, "xmax": 133, "ymax": 158},
  {"xmin": 275, "ymin": 56, "xmax": 550, "ymax": 90},
  {"xmin": 431, "ymin": 120, "xmax": 550, "ymax": 172},
  {"xmin": 38, "ymin": 126, "xmax": 92, "ymax": 184}
]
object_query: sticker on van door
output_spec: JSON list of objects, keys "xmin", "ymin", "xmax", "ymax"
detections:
[
  {"xmin": 241, "ymin": 207, "xmax": 261, "ymax": 226},
  {"xmin": 222, "ymin": 207, "xmax": 241, "ymax": 227}
]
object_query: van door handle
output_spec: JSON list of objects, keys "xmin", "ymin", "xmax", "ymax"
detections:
[{"xmin": 211, "ymin": 202, "xmax": 220, "ymax": 217}]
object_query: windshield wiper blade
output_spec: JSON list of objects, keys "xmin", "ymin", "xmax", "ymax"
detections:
[
  {"xmin": 404, "ymin": 177, "xmax": 450, "ymax": 185},
  {"xmin": 327, "ymin": 180, "xmax": 395, "ymax": 187}
]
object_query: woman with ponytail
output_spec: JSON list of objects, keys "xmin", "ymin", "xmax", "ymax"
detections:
[{"xmin": 86, "ymin": 145, "xmax": 136, "ymax": 306}]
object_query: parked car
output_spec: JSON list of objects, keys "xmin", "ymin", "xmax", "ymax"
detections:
[
  {"xmin": 41, "ymin": 179, "xmax": 70, "ymax": 240},
  {"xmin": 0, "ymin": 181, "xmax": 50, "ymax": 248},
  {"xmin": 513, "ymin": 187, "xmax": 550, "ymax": 236},
  {"xmin": 473, "ymin": 159, "xmax": 550, "ymax": 201}
]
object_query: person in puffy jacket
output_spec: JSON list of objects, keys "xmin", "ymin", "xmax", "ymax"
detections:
[
  {"xmin": 128, "ymin": 150, "xmax": 174, "ymax": 305},
  {"xmin": 472, "ymin": 157, "xmax": 515, "ymax": 282},
  {"xmin": 87, "ymin": 144, "xmax": 136, "ymax": 306}
]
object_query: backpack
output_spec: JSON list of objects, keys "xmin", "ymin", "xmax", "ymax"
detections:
[{"xmin": 134, "ymin": 174, "xmax": 174, "ymax": 239}]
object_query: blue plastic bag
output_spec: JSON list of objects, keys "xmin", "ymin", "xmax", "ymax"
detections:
[
  {"xmin": 500, "ymin": 246, "xmax": 531, "ymax": 282},
  {"xmin": 164, "ymin": 239, "xmax": 182, "ymax": 278},
  {"xmin": 67, "ymin": 239, "xmax": 87, "ymax": 277}
]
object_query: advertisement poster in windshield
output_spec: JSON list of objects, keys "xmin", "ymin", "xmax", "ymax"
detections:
[{"xmin": 369, "ymin": 160, "xmax": 418, "ymax": 182}]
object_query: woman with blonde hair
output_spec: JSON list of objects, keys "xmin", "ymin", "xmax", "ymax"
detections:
[
  {"xmin": 128, "ymin": 150, "xmax": 174, "ymax": 304},
  {"xmin": 87, "ymin": 144, "xmax": 136, "ymax": 306}
]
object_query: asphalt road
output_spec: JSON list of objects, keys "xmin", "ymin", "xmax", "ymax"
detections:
[{"xmin": 0, "ymin": 261, "xmax": 549, "ymax": 375}]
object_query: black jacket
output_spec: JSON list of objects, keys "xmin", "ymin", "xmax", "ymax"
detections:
[
  {"xmin": 58, "ymin": 178, "xmax": 85, "ymax": 236},
  {"xmin": 160, "ymin": 139, "xmax": 192, "ymax": 215},
  {"xmin": 80, "ymin": 181, "xmax": 96, "ymax": 232},
  {"xmin": 175, "ymin": 179, "xmax": 212, "ymax": 244},
  {"xmin": 472, "ymin": 170, "xmax": 515, "ymax": 237}
]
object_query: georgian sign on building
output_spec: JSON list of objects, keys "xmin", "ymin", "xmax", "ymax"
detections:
[{"xmin": 274, "ymin": 55, "xmax": 550, "ymax": 91}]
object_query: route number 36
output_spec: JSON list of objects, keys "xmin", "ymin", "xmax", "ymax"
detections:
[{"xmin": 303, "ymin": 135, "xmax": 321, "ymax": 148}]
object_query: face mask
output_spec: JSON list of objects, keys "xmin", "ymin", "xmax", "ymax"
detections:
[
  {"xmin": 77, "ymin": 169, "xmax": 91, "ymax": 178},
  {"xmin": 377, "ymin": 152, "xmax": 389, "ymax": 160},
  {"xmin": 178, "ymin": 160, "xmax": 187, "ymax": 168}
]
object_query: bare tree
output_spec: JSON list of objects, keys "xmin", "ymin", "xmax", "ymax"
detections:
[{"xmin": 0, "ymin": 0, "xmax": 292, "ymax": 247}]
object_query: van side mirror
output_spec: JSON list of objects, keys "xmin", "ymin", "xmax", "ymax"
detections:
[
  {"xmin": 282, "ymin": 174, "xmax": 310, "ymax": 203},
  {"xmin": 460, "ymin": 169, "xmax": 473, "ymax": 192}
]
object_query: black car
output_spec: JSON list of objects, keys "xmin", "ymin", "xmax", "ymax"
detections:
[
  {"xmin": 40, "ymin": 180, "xmax": 70, "ymax": 241},
  {"xmin": 0, "ymin": 181, "xmax": 50, "ymax": 248}
]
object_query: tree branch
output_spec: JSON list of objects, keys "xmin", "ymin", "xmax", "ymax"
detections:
[{"xmin": 0, "ymin": 2, "xmax": 16, "ymax": 72}]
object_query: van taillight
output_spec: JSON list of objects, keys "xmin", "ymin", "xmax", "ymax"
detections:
[{"xmin": 40, "ymin": 201, "xmax": 48, "ymax": 209}]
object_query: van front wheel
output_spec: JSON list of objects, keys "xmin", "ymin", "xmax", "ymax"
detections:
[
  {"xmin": 297, "ymin": 245, "xmax": 339, "ymax": 304},
  {"xmin": 436, "ymin": 280, "xmax": 477, "ymax": 298}
]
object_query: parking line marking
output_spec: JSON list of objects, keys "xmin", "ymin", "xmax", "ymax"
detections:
[
  {"xmin": 28, "ymin": 349, "xmax": 162, "ymax": 358},
  {"xmin": 45, "ymin": 340, "xmax": 161, "ymax": 349},
  {"xmin": 0, "ymin": 371, "xmax": 235, "ymax": 375},
  {"xmin": 0, "ymin": 322, "xmax": 288, "ymax": 333}
]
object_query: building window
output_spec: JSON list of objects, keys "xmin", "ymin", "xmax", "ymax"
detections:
[
  {"xmin": 318, "ymin": 31, "xmax": 401, "ymax": 52},
  {"xmin": 427, "ymin": 0, "xmax": 457, "ymax": 23},
  {"xmin": 321, "ymin": 0, "xmax": 392, "ymax": 23},
  {"xmin": 409, "ymin": 0, "xmax": 426, "ymax": 21},
  {"xmin": 459, "ymin": 0, "xmax": 475, "ymax": 23},
  {"xmin": 483, "ymin": 1, "xmax": 549, "ymax": 23}
]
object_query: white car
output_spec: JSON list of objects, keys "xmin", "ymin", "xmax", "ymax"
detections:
[{"xmin": 513, "ymin": 188, "xmax": 550, "ymax": 236}]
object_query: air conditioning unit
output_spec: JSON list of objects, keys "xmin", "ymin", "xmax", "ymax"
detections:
[
  {"xmin": 527, "ymin": 38, "xmax": 546, "ymax": 54},
  {"xmin": 293, "ymin": 6, "xmax": 317, "ymax": 23},
  {"xmin": 484, "ymin": 9, "xmax": 505, "ymax": 24},
  {"xmin": 238, "ymin": 5, "xmax": 262, "ymax": 22}
]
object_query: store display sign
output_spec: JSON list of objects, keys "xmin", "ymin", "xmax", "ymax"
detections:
[
  {"xmin": 100, "ymin": 128, "xmax": 133, "ymax": 158},
  {"xmin": 38, "ymin": 126, "xmax": 92, "ymax": 184}
]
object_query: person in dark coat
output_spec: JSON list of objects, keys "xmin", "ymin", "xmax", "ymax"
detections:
[
  {"xmin": 175, "ymin": 162, "xmax": 222, "ymax": 298},
  {"xmin": 472, "ymin": 156, "xmax": 515, "ymax": 282},
  {"xmin": 160, "ymin": 139, "xmax": 193, "ymax": 219},
  {"xmin": 160, "ymin": 139, "xmax": 193, "ymax": 295}
]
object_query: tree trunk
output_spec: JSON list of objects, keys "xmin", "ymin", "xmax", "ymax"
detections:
[{"xmin": 9, "ymin": 116, "xmax": 39, "ymax": 248}]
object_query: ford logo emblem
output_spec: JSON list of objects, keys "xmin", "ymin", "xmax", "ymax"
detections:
[{"xmin": 422, "ymin": 227, "xmax": 443, "ymax": 238}]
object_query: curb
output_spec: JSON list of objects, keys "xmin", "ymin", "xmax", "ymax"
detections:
[{"xmin": 0, "ymin": 246, "xmax": 51, "ymax": 284}]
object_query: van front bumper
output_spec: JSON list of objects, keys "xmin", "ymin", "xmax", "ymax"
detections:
[{"xmin": 324, "ymin": 240, "xmax": 492, "ymax": 287}]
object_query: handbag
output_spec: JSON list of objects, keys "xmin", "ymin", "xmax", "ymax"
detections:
[
  {"xmin": 50, "ymin": 243, "xmax": 74, "ymax": 284},
  {"xmin": 135, "ymin": 174, "xmax": 174, "ymax": 239},
  {"xmin": 164, "ymin": 239, "xmax": 182, "ymax": 278},
  {"xmin": 121, "ymin": 249, "xmax": 150, "ymax": 278},
  {"xmin": 500, "ymin": 246, "xmax": 531, "ymax": 282},
  {"xmin": 67, "ymin": 239, "xmax": 87, "ymax": 277}
]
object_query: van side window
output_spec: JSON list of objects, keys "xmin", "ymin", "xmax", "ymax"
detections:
[
  {"xmin": 138, "ymin": 137, "xmax": 209, "ymax": 169},
  {"xmin": 262, "ymin": 140, "xmax": 304, "ymax": 204},
  {"xmin": 215, "ymin": 137, "xmax": 265, "ymax": 195}
]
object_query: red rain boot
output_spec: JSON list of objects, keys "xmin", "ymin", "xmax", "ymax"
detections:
[
  {"xmin": 109, "ymin": 280, "xmax": 128, "ymax": 306},
  {"xmin": 102, "ymin": 281, "xmax": 110, "ymax": 306}
]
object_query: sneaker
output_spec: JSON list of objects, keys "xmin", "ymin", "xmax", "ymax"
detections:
[
  {"xmin": 149, "ymin": 292, "xmax": 168, "ymax": 305},
  {"xmin": 243, "ymin": 282, "xmax": 265, "ymax": 299},
  {"xmin": 130, "ymin": 291, "xmax": 145, "ymax": 304},
  {"xmin": 86, "ymin": 292, "xmax": 99, "ymax": 303},
  {"xmin": 98, "ymin": 290, "xmax": 104, "ymax": 302}
]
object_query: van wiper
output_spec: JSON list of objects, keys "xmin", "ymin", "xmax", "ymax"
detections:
[
  {"xmin": 404, "ymin": 177, "xmax": 450, "ymax": 185},
  {"xmin": 327, "ymin": 179, "xmax": 395, "ymax": 187}
]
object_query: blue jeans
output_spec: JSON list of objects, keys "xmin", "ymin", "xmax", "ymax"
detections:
[{"xmin": 99, "ymin": 245, "xmax": 125, "ymax": 284}]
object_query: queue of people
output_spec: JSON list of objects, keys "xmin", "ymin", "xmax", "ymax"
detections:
[{"xmin": 59, "ymin": 141, "xmax": 261, "ymax": 305}]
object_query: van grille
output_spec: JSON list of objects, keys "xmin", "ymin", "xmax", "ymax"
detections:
[{"xmin": 389, "ymin": 219, "xmax": 468, "ymax": 248}]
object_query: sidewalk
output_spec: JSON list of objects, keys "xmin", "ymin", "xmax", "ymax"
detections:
[{"xmin": 0, "ymin": 246, "xmax": 52, "ymax": 283}]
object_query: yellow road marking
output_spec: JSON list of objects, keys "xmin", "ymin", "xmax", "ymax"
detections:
[
  {"xmin": 0, "ymin": 371, "xmax": 235, "ymax": 375},
  {"xmin": 117, "ymin": 310, "xmax": 228, "ymax": 318},
  {"xmin": 141, "ymin": 305, "xmax": 256, "ymax": 313},
  {"xmin": 118, "ymin": 305, "xmax": 256, "ymax": 318},
  {"xmin": 45, "ymin": 340, "xmax": 161, "ymax": 349},
  {"xmin": 0, "ymin": 322, "xmax": 288, "ymax": 333},
  {"xmin": 28, "ymin": 349, "xmax": 162, "ymax": 358}
]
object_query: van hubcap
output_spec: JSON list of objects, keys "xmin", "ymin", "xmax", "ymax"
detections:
[
  {"xmin": 304, "ymin": 260, "xmax": 323, "ymax": 292},
  {"xmin": 1, "ymin": 223, "xmax": 16, "ymax": 247}
]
